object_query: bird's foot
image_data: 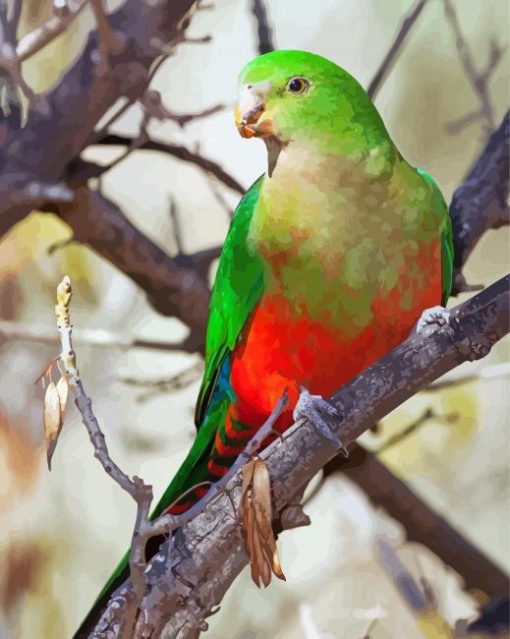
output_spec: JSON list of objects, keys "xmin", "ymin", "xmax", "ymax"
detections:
[
  {"xmin": 293, "ymin": 389, "xmax": 348, "ymax": 457},
  {"xmin": 415, "ymin": 305, "xmax": 454, "ymax": 338}
]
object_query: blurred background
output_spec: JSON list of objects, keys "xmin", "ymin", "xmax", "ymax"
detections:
[{"xmin": 0, "ymin": 0, "xmax": 508, "ymax": 637}]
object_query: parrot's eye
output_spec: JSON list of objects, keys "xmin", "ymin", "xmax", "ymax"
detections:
[{"xmin": 286, "ymin": 77, "xmax": 310, "ymax": 95}]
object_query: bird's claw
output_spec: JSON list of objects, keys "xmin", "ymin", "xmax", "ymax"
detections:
[
  {"xmin": 293, "ymin": 389, "xmax": 348, "ymax": 457},
  {"xmin": 415, "ymin": 305, "xmax": 454, "ymax": 338}
]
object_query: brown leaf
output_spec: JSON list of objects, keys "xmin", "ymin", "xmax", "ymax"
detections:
[
  {"xmin": 241, "ymin": 458, "xmax": 285, "ymax": 588},
  {"xmin": 43, "ymin": 382, "xmax": 62, "ymax": 471},
  {"xmin": 56, "ymin": 375, "xmax": 69, "ymax": 418}
]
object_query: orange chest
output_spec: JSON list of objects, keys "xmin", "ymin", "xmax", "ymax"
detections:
[{"xmin": 229, "ymin": 239, "xmax": 443, "ymax": 423}]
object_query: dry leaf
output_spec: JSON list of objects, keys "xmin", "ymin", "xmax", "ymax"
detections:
[
  {"xmin": 56, "ymin": 375, "xmax": 69, "ymax": 418},
  {"xmin": 241, "ymin": 458, "xmax": 286, "ymax": 588},
  {"xmin": 43, "ymin": 382, "xmax": 62, "ymax": 471}
]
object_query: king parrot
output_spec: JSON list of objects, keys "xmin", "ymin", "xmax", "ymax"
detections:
[{"xmin": 74, "ymin": 49, "xmax": 453, "ymax": 637}]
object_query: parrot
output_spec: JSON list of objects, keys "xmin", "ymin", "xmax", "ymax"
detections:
[{"xmin": 74, "ymin": 49, "xmax": 453, "ymax": 637}]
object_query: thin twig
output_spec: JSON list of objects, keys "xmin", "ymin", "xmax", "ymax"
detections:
[
  {"xmin": 205, "ymin": 171, "xmax": 235, "ymax": 220},
  {"xmin": 54, "ymin": 276, "xmax": 153, "ymax": 639},
  {"xmin": 169, "ymin": 197, "xmax": 185, "ymax": 255},
  {"xmin": 142, "ymin": 90, "xmax": 225, "ymax": 128},
  {"xmin": 443, "ymin": 0, "xmax": 499, "ymax": 134},
  {"xmin": 0, "ymin": 320, "xmax": 193, "ymax": 352},
  {"xmin": 95, "ymin": 133, "xmax": 245, "ymax": 194},
  {"xmin": 15, "ymin": 0, "xmax": 91, "ymax": 64},
  {"xmin": 376, "ymin": 408, "xmax": 459, "ymax": 453},
  {"xmin": 121, "ymin": 360, "xmax": 204, "ymax": 402},
  {"xmin": 367, "ymin": 0, "xmax": 428, "ymax": 100}
]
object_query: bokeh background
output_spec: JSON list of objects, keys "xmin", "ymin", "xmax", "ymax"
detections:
[{"xmin": 0, "ymin": 1, "xmax": 508, "ymax": 637}]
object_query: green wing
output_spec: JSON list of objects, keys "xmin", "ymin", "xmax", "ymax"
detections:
[
  {"xmin": 194, "ymin": 175, "xmax": 266, "ymax": 427},
  {"xmin": 417, "ymin": 168, "xmax": 454, "ymax": 306},
  {"xmin": 152, "ymin": 175, "xmax": 266, "ymax": 517}
]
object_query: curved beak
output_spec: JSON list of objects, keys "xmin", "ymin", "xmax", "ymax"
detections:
[{"xmin": 235, "ymin": 82, "xmax": 272, "ymax": 138}]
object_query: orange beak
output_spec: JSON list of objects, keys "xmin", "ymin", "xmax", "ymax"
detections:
[
  {"xmin": 235, "ymin": 83, "xmax": 273, "ymax": 138},
  {"xmin": 235, "ymin": 104, "xmax": 265, "ymax": 138}
]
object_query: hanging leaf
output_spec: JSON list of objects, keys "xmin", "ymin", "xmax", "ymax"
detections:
[
  {"xmin": 43, "ymin": 381, "xmax": 62, "ymax": 471},
  {"xmin": 241, "ymin": 459, "xmax": 286, "ymax": 587},
  {"xmin": 56, "ymin": 375, "xmax": 69, "ymax": 419}
]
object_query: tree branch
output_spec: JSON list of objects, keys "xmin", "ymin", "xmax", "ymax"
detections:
[
  {"xmin": 324, "ymin": 445, "xmax": 510, "ymax": 598},
  {"xmin": 0, "ymin": 320, "xmax": 195, "ymax": 352},
  {"xmin": 367, "ymin": 0, "xmax": 429, "ymax": 100},
  {"xmin": 93, "ymin": 133, "xmax": 245, "ymax": 194},
  {"xmin": 54, "ymin": 187, "xmax": 211, "ymax": 352},
  {"xmin": 91, "ymin": 275, "xmax": 509, "ymax": 637},
  {"xmin": 0, "ymin": 0, "xmax": 198, "ymax": 238},
  {"xmin": 450, "ymin": 111, "xmax": 509, "ymax": 294},
  {"xmin": 54, "ymin": 276, "xmax": 154, "ymax": 639},
  {"xmin": 443, "ymin": 0, "xmax": 499, "ymax": 134},
  {"xmin": 250, "ymin": 0, "xmax": 275, "ymax": 55},
  {"xmin": 14, "ymin": 0, "xmax": 92, "ymax": 64}
]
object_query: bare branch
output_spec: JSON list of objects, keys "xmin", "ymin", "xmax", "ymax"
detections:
[
  {"xmin": 446, "ymin": 39, "xmax": 505, "ymax": 134},
  {"xmin": 204, "ymin": 170, "xmax": 235, "ymax": 220},
  {"xmin": 15, "ymin": 0, "xmax": 91, "ymax": 64},
  {"xmin": 120, "ymin": 360, "xmax": 203, "ymax": 402},
  {"xmin": 54, "ymin": 276, "xmax": 154, "ymax": 639},
  {"xmin": 367, "ymin": 0, "xmax": 429, "ymax": 100},
  {"xmin": 250, "ymin": 0, "xmax": 275, "ymax": 54},
  {"xmin": 53, "ymin": 186, "xmax": 211, "ymax": 352},
  {"xmin": 92, "ymin": 275, "xmax": 509, "ymax": 637},
  {"xmin": 324, "ymin": 444, "xmax": 510, "ymax": 598},
  {"xmin": 0, "ymin": 0, "xmax": 22, "ymax": 45},
  {"xmin": 376, "ymin": 407, "xmax": 459, "ymax": 453},
  {"xmin": 168, "ymin": 197, "xmax": 185, "ymax": 255},
  {"xmin": 78, "ymin": 391, "xmax": 288, "ymax": 638},
  {"xmin": 0, "ymin": 320, "xmax": 194, "ymax": 352},
  {"xmin": 89, "ymin": 0, "xmax": 125, "ymax": 75},
  {"xmin": 443, "ymin": 0, "xmax": 500, "ymax": 134},
  {"xmin": 142, "ymin": 89, "xmax": 225, "ymax": 128},
  {"xmin": 0, "ymin": 0, "xmax": 198, "ymax": 238},
  {"xmin": 376, "ymin": 539, "xmax": 429, "ymax": 613},
  {"xmin": 0, "ymin": 173, "xmax": 74, "ymax": 205},
  {"xmin": 450, "ymin": 111, "xmax": 509, "ymax": 293},
  {"xmin": 94, "ymin": 133, "xmax": 245, "ymax": 194}
]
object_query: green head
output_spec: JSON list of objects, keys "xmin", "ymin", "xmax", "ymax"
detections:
[{"xmin": 235, "ymin": 50, "xmax": 390, "ymax": 163}]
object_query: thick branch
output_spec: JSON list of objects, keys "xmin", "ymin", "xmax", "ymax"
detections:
[
  {"xmin": 324, "ymin": 445, "xmax": 510, "ymax": 598},
  {"xmin": 450, "ymin": 111, "xmax": 509, "ymax": 293},
  {"xmin": 54, "ymin": 187, "xmax": 211, "ymax": 351},
  {"xmin": 0, "ymin": 0, "xmax": 197, "ymax": 238},
  {"xmin": 93, "ymin": 275, "xmax": 509, "ymax": 638},
  {"xmin": 250, "ymin": 0, "xmax": 275, "ymax": 55}
]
